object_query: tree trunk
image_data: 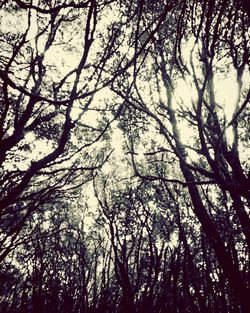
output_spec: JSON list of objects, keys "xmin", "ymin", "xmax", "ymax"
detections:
[{"xmin": 180, "ymin": 162, "xmax": 249, "ymax": 313}]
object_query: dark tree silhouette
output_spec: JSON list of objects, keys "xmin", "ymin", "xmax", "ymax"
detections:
[{"xmin": 0, "ymin": 1, "xmax": 249, "ymax": 313}]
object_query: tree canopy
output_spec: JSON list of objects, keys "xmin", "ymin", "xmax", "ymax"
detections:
[{"xmin": 0, "ymin": 1, "xmax": 249, "ymax": 313}]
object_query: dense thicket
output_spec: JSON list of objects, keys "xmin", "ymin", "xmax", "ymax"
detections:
[{"xmin": 0, "ymin": 1, "xmax": 249, "ymax": 312}]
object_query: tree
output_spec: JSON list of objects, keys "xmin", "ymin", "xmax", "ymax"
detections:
[
  {"xmin": 0, "ymin": 0, "xmax": 172, "ymax": 262},
  {"xmin": 111, "ymin": 0, "xmax": 249, "ymax": 311},
  {"xmin": 1, "ymin": 1, "xmax": 249, "ymax": 312}
]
